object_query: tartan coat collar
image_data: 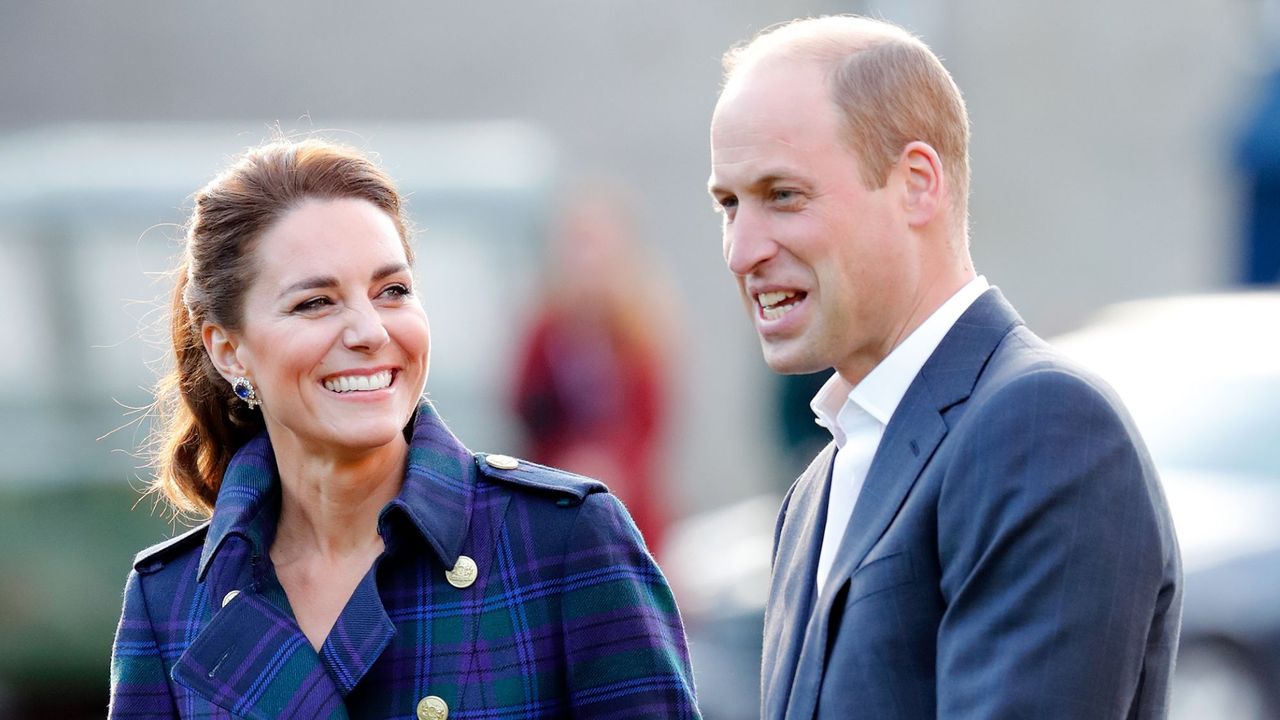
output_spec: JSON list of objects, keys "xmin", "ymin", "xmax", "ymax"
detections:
[
  {"xmin": 196, "ymin": 400, "xmax": 477, "ymax": 583},
  {"xmin": 176, "ymin": 401, "xmax": 481, "ymax": 718}
]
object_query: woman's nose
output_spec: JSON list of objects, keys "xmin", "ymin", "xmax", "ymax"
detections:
[{"xmin": 343, "ymin": 302, "xmax": 390, "ymax": 352}]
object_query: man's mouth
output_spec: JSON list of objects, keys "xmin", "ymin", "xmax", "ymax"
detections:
[
  {"xmin": 323, "ymin": 369, "xmax": 394, "ymax": 394},
  {"xmin": 757, "ymin": 290, "xmax": 806, "ymax": 321}
]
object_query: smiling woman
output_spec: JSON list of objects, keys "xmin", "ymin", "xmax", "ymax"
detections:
[{"xmin": 108, "ymin": 138, "xmax": 701, "ymax": 719}]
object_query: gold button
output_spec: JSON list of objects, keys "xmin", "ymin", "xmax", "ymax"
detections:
[
  {"xmin": 221, "ymin": 590, "xmax": 240, "ymax": 607},
  {"xmin": 445, "ymin": 555, "xmax": 478, "ymax": 589},
  {"xmin": 417, "ymin": 695, "xmax": 448, "ymax": 720},
  {"xmin": 484, "ymin": 454, "xmax": 519, "ymax": 470}
]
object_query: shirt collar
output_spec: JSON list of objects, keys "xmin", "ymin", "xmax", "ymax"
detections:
[
  {"xmin": 197, "ymin": 400, "xmax": 476, "ymax": 581},
  {"xmin": 811, "ymin": 372, "xmax": 856, "ymax": 446},
  {"xmin": 811, "ymin": 275, "xmax": 990, "ymax": 443}
]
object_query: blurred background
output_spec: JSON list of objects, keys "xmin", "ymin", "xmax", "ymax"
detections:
[{"xmin": 1, "ymin": 0, "xmax": 1278, "ymax": 717}]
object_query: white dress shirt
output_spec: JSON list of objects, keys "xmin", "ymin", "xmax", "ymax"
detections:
[{"xmin": 810, "ymin": 276, "xmax": 990, "ymax": 595}]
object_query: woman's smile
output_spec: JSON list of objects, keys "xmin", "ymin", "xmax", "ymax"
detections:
[{"xmin": 322, "ymin": 368, "xmax": 396, "ymax": 394}]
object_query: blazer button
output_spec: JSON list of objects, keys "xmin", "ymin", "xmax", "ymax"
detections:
[
  {"xmin": 445, "ymin": 555, "xmax": 478, "ymax": 588},
  {"xmin": 484, "ymin": 454, "xmax": 519, "ymax": 470},
  {"xmin": 417, "ymin": 695, "xmax": 448, "ymax": 720},
  {"xmin": 221, "ymin": 590, "xmax": 240, "ymax": 607}
]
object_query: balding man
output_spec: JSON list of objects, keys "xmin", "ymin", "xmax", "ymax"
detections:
[{"xmin": 708, "ymin": 16, "xmax": 1181, "ymax": 719}]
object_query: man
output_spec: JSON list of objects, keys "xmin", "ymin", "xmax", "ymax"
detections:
[{"xmin": 707, "ymin": 16, "xmax": 1181, "ymax": 719}]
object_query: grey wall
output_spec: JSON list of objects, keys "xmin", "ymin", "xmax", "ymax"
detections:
[{"xmin": 0, "ymin": 0, "xmax": 1264, "ymax": 512}]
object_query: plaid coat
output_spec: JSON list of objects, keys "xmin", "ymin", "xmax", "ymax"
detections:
[{"xmin": 109, "ymin": 403, "xmax": 700, "ymax": 719}]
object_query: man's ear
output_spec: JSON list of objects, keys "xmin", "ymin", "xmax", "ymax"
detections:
[
  {"xmin": 897, "ymin": 141, "xmax": 946, "ymax": 227},
  {"xmin": 202, "ymin": 322, "xmax": 246, "ymax": 382}
]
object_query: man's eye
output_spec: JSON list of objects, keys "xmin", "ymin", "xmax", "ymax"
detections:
[
  {"xmin": 715, "ymin": 196, "xmax": 738, "ymax": 213},
  {"xmin": 772, "ymin": 189, "xmax": 797, "ymax": 203}
]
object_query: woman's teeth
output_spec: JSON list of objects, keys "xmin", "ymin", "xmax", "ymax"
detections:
[{"xmin": 324, "ymin": 370, "xmax": 393, "ymax": 393}]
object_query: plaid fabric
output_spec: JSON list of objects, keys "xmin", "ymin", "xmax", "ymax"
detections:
[{"xmin": 110, "ymin": 402, "xmax": 700, "ymax": 719}]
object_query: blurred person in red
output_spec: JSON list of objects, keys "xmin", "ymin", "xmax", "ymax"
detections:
[{"xmin": 512, "ymin": 184, "xmax": 674, "ymax": 556}]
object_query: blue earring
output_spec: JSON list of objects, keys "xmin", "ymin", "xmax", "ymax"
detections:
[{"xmin": 232, "ymin": 376, "xmax": 260, "ymax": 409}]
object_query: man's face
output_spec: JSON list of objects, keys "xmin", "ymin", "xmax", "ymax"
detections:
[{"xmin": 709, "ymin": 58, "xmax": 923, "ymax": 382}]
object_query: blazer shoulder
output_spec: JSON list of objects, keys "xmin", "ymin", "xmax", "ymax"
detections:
[
  {"xmin": 132, "ymin": 521, "xmax": 210, "ymax": 574},
  {"xmin": 979, "ymin": 328, "xmax": 1127, "ymax": 405},
  {"xmin": 473, "ymin": 452, "xmax": 608, "ymax": 508}
]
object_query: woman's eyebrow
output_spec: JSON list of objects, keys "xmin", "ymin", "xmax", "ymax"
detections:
[
  {"xmin": 277, "ymin": 263, "xmax": 410, "ymax": 299},
  {"xmin": 372, "ymin": 262, "xmax": 410, "ymax": 281},
  {"xmin": 278, "ymin": 275, "xmax": 337, "ymax": 299}
]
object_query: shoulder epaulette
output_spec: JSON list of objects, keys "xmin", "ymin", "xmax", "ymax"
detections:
[
  {"xmin": 474, "ymin": 453, "xmax": 607, "ymax": 507},
  {"xmin": 132, "ymin": 521, "xmax": 210, "ymax": 573}
]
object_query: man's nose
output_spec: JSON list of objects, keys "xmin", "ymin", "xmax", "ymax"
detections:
[
  {"xmin": 343, "ymin": 301, "xmax": 390, "ymax": 352},
  {"xmin": 724, "ymin": 206, "xmax": 777, "ymax": 276}
]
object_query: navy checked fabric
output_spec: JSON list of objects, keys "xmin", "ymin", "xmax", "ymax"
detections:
[{"xmin": 109, "ymin": 402, "xmax": 700, "ymax": 718}]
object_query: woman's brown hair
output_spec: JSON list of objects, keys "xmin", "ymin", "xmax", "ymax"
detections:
[{"xmin": 150, "ymin": 138, "xmax": 412, "ymax": 516}]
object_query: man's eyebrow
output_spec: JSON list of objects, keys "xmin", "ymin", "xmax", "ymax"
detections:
[
  {"xmin": 277, "ymin": 262, "xmax": 410, "ymax": 299},
  {"xmin": 708, "ymin": 171, "xmax": 798, "ymax": 197}
]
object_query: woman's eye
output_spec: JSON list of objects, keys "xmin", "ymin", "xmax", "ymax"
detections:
[
  {"xmin": 293, "ymin": 296, "xmax": 332, "ymax": 313},
  {"xmin": 380, "ymin": 283, "xmax": 412, "ymax": 300}
]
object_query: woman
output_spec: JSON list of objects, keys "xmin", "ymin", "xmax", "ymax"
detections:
[
  {"xmin": 513, "ymin": 186, "xmax": 673, "ymax": 556},
  {"xmin": 109, "ymin": 138, "xmax": 700, "ymax": 719}
]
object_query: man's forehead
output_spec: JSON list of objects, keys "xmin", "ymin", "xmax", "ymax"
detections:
[
  {"xmin": 709, "ymin": 114, "xmax": 822, "ymax": 193},
  {"xmin": 719, "ymin": 55, "xmax": 826, "ymax": 107},
  {"xmin": 714, "ymin": 61, "xmax": 835, "ymax": 145},
  {"xmin": 712, "ymin": 79, "xmax": 835, "ymax": 156}
]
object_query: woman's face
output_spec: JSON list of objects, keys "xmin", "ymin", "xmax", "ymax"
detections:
[{"xmin": 210, "ymin": 197, "xmax": 430, "ymax": 460}]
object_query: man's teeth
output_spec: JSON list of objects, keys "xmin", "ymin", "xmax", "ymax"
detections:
[
  {"xmin": 757, "ymin": 290, "xmax": 795, "ymax": 308},
  {"xmin": 762, "ymin": 303, "xmax": 797, "ymax": 321},
  {"xmin": 758, "ymin": 290, "xmax": 799, "ymax": 320},
  {"xmin": 324, "ymin": 370, "xmax": 393, "ymax": 393}
]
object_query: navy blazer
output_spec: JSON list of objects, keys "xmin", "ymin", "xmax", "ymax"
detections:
[{"xmin": 762, "ymin": 289, "xmax": 1182, "ymax": 719}]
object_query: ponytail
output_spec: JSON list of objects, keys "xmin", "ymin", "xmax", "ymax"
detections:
[{"xmin": 149, "ymin": 259, "xmax": 263, "ymax": 515}]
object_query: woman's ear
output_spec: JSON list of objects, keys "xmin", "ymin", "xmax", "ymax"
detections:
[
  {"xmin": 898, "ymin": 140, "xmax": 945, "ymax": 227},
  {"xmin": 202, "ymin": 322, "xmax": 246, "ymax": 382}
]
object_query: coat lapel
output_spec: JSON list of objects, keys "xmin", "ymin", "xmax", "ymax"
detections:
[
  {"xmin": 176, "ymin": 433, "xmax": 349, "ymax": 719},
  {"xmin": 782, "ymin": 288, "xmax": 1023, "ymax": 720},
  {"xmin": 172, "ymin": 592, "xmax": 348, "ymax": 720},
  {"xmin": 170, "ymin": 401, "xmax": 489, "ymax": 718},
  {"xmin": 762, "ymin": 443, "xmax": 835, "ymax": 720},
  {"xmin": 316, "ymin": 567, "xmax": 397, "ymax": 697}
]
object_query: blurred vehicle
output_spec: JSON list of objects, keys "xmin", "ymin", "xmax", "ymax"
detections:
[
  {"xmin": 1053, "ymin": 291, "xmax": 1280, "ymax": 720},
  {"xmin": 665, "ymin": 495, "xmax": 778, "ymax": 720},
  {"xmin": 0, "ymin": 122, "xmax": 557, "ymax": 717},
  {"xmin": 668, "ymin": 291, "xmax": 1280, "ymax": 720}
]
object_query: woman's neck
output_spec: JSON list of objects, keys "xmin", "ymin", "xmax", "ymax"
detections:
[{"xmin": 269, "ymin": 435, "xmax": 408, "ymax": 564}]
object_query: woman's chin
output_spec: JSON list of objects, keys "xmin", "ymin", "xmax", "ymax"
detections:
[
  {"xmin": 267, "ymin": 414, "xmax": 409, "ymax": 459},
  {"xmin": 325, "ymin": 423, "xmax": 408, "ymax": 454}
]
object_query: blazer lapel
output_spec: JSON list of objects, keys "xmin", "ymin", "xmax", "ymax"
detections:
[
  {"xmin": 782, "ymin": 288, "xmax": 1023, "ymax": 720},
  {"xmin": 762, "ymin": 443, "xmax": 835, "ymax": 720},
  {"xmin": 782, "ymin": 399, "xmax": 947, "ymax": 720},
  {"xmin": 172, "ymin": 591, "xmax": 348, "ymax": 720},
  {"xmin": 175, "ymin": 436, "xmax": 349, "ymax": 718}
]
